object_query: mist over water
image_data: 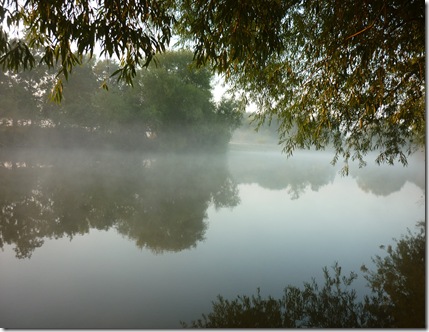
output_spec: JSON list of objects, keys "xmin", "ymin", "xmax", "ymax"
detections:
[{"xmin": 0, "ymin": 143, "xmax": 424, "ymax": 328}]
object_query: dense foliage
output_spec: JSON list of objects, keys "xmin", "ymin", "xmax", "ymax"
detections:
[
  {"xmin": 179, "ymin": 0, "xmax": 425, "ymax": 173},
  {"xmin": 0, "ymin": 50, "xmax": 242, "ymax": 150},
  {"xmin": 182, "ymin": 222, "xmax": 425, "ymax": 328},
  {"xmin": 0, "ymin": 0, "xmax": 424, "ymax": 171},
  {"xmin": 0, "ymin": 0, "xmax": 175, "ymax": 101}
]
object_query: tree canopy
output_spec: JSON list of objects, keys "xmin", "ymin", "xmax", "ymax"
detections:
[
  {"xmin": 0, "ymin": 50, "xmax": 242, "ymax": 150},
  {"xmin": 0, "ymin": 0, "xmax": 424, "ymax": 170}
]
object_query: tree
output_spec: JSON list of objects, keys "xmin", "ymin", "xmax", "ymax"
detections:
[
  {"xmin": 91, "ymin": 50, "xmax": 242, "ymax": 150},
  {"xmin": 91, "ymin": 59, "xmax": 135, "ymax": 129},
  {"xmin": 0, "ymin": 48, "xmax": 241, "ymax": 150},
  {"xmin": 136, "ymin": 50, "xmax": 242, "ymax": 150},
  {"xmin": 0, "ymin": 61, "xmax": 50, "ymax": 126},
  {"xmin": 0, "ymin": 0, "xmax": 424, "ymax": 169},
  {"xmin": 178, "ymin": 0, "xmax": 425, "ymax": 173},
  {"xmin": 52, "ymin": 56, "xmax": 99, "ymax": 127},
  {"xmin": 138, "ymin": 50, "xmax": 212, "ymax": 145},
  {"xmin": 0, "ymin": 0, "xmax": 175, "ymax": 100}
]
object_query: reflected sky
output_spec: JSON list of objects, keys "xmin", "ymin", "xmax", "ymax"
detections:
[{"xmin": 0, "ymin": 146, "xmax": 425, "ymax": 328}]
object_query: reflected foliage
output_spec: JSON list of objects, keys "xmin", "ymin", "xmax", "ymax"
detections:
[
  {"xmin": 228, "ymin": 148, "xmax": 336, "ymax": 199},
  {"xmin": 0, "ymin": 149, "xmax": 239, "ymax": 258},
  {"xmin": 350, "ymin": 154, "xmax": 425, "ymax": 196},
  {"xmin": 183, "ymin": 223, "xmax": 425, "ymax": 328},
  {"xmin": 227, "ymin": 147, "xmax": 423, "ymax": 199},
  {"xmin": 361, "ymin": 221, "xmax": 425, "ymax": 328},
  {"xmin": 182, "ymin": 263, "xmax": 368, "ymax": 328}
]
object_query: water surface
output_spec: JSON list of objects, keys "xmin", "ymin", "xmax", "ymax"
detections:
[{"xmin": 0, "ymin": 145, "xmax": 425, "ymax": 328}]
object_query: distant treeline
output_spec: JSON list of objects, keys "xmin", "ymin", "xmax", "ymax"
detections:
[{"xmin": 0, "ymin": 50, "xmax": 242, "ymax": 151}]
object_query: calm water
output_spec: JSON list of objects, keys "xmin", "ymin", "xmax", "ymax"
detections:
[{"xmin": 0, "ymin": 145, "xmax": 425, "ymax": 328}]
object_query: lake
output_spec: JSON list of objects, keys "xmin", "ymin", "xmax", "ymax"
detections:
[{"xmin": 0, "ymin": 144, "xmax": 425, "ymax": 328}]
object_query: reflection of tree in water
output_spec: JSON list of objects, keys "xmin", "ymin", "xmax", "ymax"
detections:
[
  {"xmin": 115, "ymin": 154, "xmax": 240, "ymax": 253},
  {"xmin": 0, "ymin": 149, "xmax": 240, "ymax": 258},
  {"xmin": 349, "ymin": 154, "xmax": 425, "ymax": 197},
  {"xmin": 228, "ymin": 148, "xmax": 424, "ymax": 199},
  {"xmin": 183, "ymin": 222, "xmax": 425, "ymax": 328},
  {"xmin": 228, "ymin": 150, "xmax": 336, "ymax": 199}
]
